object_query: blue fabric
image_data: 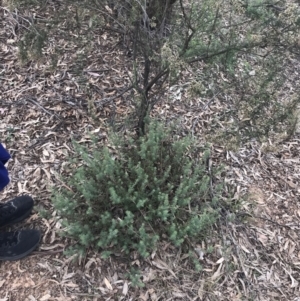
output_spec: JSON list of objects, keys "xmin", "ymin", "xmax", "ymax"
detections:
[{"xmin": 0, "ymin": 143, "xmax": 11, "ymax": 191}]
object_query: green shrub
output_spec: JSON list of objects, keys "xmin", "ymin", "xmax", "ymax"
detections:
[{"xmin": 53, "ymin": 121, "xmax": 221, "ymax": 258}]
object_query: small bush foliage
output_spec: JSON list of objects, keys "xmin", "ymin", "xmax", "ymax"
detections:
[{"xmin": 53, "ymin": 122, "xmax": 220, "ymax": 258}]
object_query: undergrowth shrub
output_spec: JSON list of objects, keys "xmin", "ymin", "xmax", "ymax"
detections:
[{"xmin": 53, "ymin": 122, "xmax": 221, "ymax": 258}]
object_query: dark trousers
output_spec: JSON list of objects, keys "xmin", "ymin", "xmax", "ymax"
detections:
[{"xmin": 0, "ymin": 143, "xmax": 11, "ymax": 191}]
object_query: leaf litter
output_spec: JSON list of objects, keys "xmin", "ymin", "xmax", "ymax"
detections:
[{"xmin": 0, "ymin": 3, "xmax": 300, "ymax": 301}]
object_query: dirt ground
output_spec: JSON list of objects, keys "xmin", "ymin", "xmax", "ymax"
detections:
[{"xmin": 1, "ymin": 4, "xmax": 300, "ymax": 301}]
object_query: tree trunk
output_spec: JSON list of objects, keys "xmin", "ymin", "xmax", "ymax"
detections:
[{"xmin": 146, "ymin": 0, "xmax": 177, "ymax": 28}]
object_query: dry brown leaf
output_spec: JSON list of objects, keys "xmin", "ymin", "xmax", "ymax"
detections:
[
  {"xmin": 63, "ymin": 272, "xmax": 75, "ymax": 280},
  {"xmin": 104, "ymin": 277, "xmax": 113, "ymax": 290},
  {"xmin": 152, "ymin": 259, "xmax": 177, "ymax": 278},
  {"xmin": 40, "ymin": 294, "xmax": 51, "ymax": 301},
  {"xmin": 216, "ymin": 257, "xmax": 224, "ymax": 264},
  {"xmin": 64, "ymin": 282, "xmax": 78, "ymax": 288},
  {"xmin": 258, "ymin": 234, "xmax": 268, "ymax": 246},
  {"xmin": 211, "ymin": 263, "xmax": 223, "ymax": 281},
  {"xmin": 149, "ymin": 288, "xmax": 158, "ymax": 301},
  {"xmin": 122, "ymin": 281, "xmax": 128, "ymax": 296},
  {"xmin": 198, "ymin": 279, "xmax": 205, "ymax": 299},
  {"xmin": 172, "ymin": 291, "xmax": 186, "ymax": 298}
]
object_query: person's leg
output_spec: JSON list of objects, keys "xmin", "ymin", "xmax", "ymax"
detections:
[
  {"xmin": 0, "ymin": 143, "xmax": 10, "ymax": 191},
  {"xmin": 0, "ymin": 143, "xmax": 41, "ymax": 261}
]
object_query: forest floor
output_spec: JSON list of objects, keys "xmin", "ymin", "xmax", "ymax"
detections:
[{"xmin": 1, "ymin": 4, "xmax": 300, "ymax": 301}]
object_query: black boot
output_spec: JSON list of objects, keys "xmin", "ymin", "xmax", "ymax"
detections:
[
  {"xmin": 0, "ymin": 229, "xmax": 40, "ymax": 261},
  {"xmin": 0, "ymin": 195, "xmax": 34, "ymax": 227}
]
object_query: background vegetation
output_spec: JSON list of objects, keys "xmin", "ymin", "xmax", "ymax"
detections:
[
  {"xmin": 11, "ymin": 0, "xmax": 300, "ymax": 142},
  {"xmin": 5, "ymin": 0, "xmax": 300, "ymax": 258}
]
